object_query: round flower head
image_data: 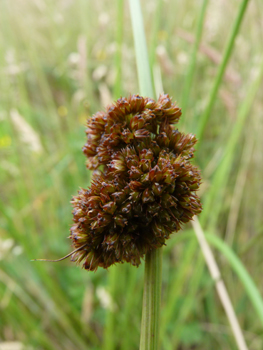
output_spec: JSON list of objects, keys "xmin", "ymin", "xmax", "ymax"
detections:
[{"xmin": 70, "ymin": 94, "xmax": 202, "ymax": 271}]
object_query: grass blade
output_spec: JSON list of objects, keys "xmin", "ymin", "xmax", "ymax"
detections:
[
  {"xmin": 201, "ymin": 58, "xmax": 263, "ymax": 226},
  {"xmin": 192, "ymin": 217, "xmax": 248, "ymax": 350},
  {"xmin": 206, "ymin": 233, "xmax": 263, "ymax": 327},
  {"xmin": 196, "ymin": 0, "xmax": 250, "ymax": 143},
  {"xmin": 128, "ymin": 0, "xmax": 154, "ymax": 97}
]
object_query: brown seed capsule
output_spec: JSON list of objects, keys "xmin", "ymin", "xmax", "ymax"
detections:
[{"xmin": 70, "ymin": 94, "xmax": 202, "ymax": 271}]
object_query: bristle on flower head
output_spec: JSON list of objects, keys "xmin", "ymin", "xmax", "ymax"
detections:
[{"xmin": 71, "ymin": 94, "xmax": 202, "ymax": 271}]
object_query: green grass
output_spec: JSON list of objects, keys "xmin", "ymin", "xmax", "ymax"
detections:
[{"xmin": 1, "ymin": 0, "xmax": 263, "ymax": 349}]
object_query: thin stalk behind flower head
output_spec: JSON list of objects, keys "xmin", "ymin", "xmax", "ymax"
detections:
[
  {"xmin": 129, "ymin": 0, "xmax": 154, "ymax": 98},
  {"xmin": 128, "ymin": 0, "xmax": 161, "ymax": 349}
]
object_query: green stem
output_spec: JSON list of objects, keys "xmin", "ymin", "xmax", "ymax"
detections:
[
  {"xmin": 128, "ymin": 0, "xmax": 154, "ymax": 98},
  {"xmin": 140, "ymin": 248, "xmax": 163, "ymax": 350},
  {"xmin": 128, "ymin": 2, "xmax": 161, "ymax": 349},
  {"xmin": 196, "ymin": 0, "xmax": 250, "ymax": 143}
]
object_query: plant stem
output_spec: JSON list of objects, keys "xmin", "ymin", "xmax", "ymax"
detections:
[
  {"xmin": 196, "ymin": 0, "xmax": 250, "ymax": 144},
  {"xmin": 140, "ymin": 248, "xmax": 163, "ymax": 350},
  {"xmin": 128, "ymin": 0, "xmax": 154, "ymax": 98},
  {"xmin": 128, "ymin": 2, "xmax": 162, "ymax": 349}
]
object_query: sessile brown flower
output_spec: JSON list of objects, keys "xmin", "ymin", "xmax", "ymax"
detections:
[{"xmin": 70, "ymin": 94, "xmax": 202, "ymax": 271}]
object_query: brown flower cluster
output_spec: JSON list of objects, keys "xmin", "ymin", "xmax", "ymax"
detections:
[{"xmin": 70, "ymin": 94, "xmax": 202, "ymax": 270}]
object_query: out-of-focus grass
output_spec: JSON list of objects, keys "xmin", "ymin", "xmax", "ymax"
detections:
[{"xmin": 0, "ymin": 0, "xmax": 263, "ymax": 349}]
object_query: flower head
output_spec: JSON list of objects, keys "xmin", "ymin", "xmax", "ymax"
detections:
[{"xmin": 70, "ymin": 94, "xmax": 202, "ymax": 271}]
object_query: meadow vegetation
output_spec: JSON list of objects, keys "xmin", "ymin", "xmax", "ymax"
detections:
[{"xmin": 0, "ymin": 0, "xmax": 263, "ymax": 349}]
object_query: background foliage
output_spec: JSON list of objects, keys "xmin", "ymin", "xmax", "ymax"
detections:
[{"xmin": 0, "ymin": 0, "xmax": 263, "ymax": 349}]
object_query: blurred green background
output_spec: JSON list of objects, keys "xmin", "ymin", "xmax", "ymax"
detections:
[{"xmin": 1, "ymin": 0, "xmax": 263, "ymax": 349}]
